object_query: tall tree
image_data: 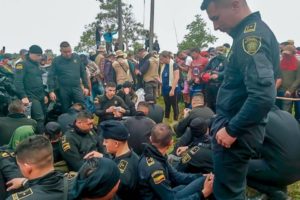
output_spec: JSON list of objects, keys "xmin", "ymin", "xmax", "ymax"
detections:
[
  {"xmin": 74, "ymin": 0, "xmax": 147, "ymax": 53},
  {"xmin": 178, "ymin": 14, "xmax": 217, "ymax": 51}
]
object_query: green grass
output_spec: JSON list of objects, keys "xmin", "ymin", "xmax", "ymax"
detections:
[{"xmin": 157, "ymin": 96, "xmax": 300, "ymax": 199}]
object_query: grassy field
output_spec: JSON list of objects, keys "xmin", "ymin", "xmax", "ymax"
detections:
[{"xmin": 156, "ymin": 96, "xmax": 300, "ymax": 199}]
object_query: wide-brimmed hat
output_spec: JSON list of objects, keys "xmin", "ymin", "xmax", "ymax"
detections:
[{"xmin": 115, "ymin": 50, "xmax": 125, "ymax": 58}]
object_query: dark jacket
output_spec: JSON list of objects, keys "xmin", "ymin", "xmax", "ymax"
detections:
[
  {"xmin": 6, "ymin": 171, "xmax": 65, "ymax": 200},
  {"xmin": 215, "ymin": 12, "xmax": 278, "ymax": 138},
  {"xmin": 124, "ymin": 113, "xmax": 156, "ymax": 155},
  {"xmin": 0, "ymin": 113, "xmax": 37, "ymax": 146},
  {"xmin": 48, "ymin": 54, "xmax": 88, "ymax": 91},
  {"xmin": 147, "ymin": 103, "xmax": 164, "ymax": 124},
  {"xmin": 14, "ymin": 56, "xmax": 45, "ymax": 100},
  {"xmin": 117, "ymin": 90, "xmax": 136, "ymax": 116}
]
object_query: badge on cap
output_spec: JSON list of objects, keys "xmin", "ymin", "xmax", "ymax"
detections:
[
  {"xmin": 151, "ymin": 170, "xmax": 166, "ymax": 184},
  {"xmin": 243, "ymin": 36, "xmax": 261, "ymax": 55}
]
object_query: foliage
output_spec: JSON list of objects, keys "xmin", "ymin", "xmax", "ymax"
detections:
[
  {"xmin": 74, "ymin": 0, "xmax": 147, "ymax": 53},
  {"xmin": 178, "ymin": 14, "xmax": 217, "ymax": 51}
]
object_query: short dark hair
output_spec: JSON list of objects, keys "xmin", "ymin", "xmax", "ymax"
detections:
[
  {"xmin": 71, "ymin": 103, "xmax": 86, "ymax": 111},
  {"xmin": 151, "ymin": 124, "xmax": 173, "ymax": 148},
  {"xmin": 16, "ymin": 135, "xmax": 53, "ymax": 168},
  {"xmin": 137, "ymin": 101, "xmax": 149, "ymax": 110},
  {"xmin": 159, "ymin": 51, "xmax": 171, "ymax": 58},
  {"xmin": 76, "ymin": 111, "xmax": 93, "ymax": 121},
  {"xmin": 8, "ymin": 99, "xmax": 24, "ymax": 114},
  {"xmin": 60, "ymin": 41, "xmax": 71, "ymax": 49},
  {"xmin": 106, "ymin": 82, "xmax": 117, "ymax": 88},
  {"xmin": 190, "ymin": 47, "xmax": 201, "ymax": 53}
]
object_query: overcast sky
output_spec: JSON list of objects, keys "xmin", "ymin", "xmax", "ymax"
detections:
[{"xmin": 1, "ymin": 0, "xmax": 299, "ymax": 54}]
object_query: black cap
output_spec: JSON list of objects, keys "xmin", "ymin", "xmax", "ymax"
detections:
[
  {"xmin": 200, "ymin": 0, "xmax": 211, "ymax": 10},
  {"xmin": 29, "ymin": 45, "xmax": 43, "ymax": 54},
  {"xmin": 3, "ymin": 53, "xmax": 12, "ymax": 60},
  {"xmin": 190, "ymin": 117, "xmax": 208, "ymax": 137},
  {"xmin": 100, "ymin": 120, "xmax": 129, "ymax": 141},
  {"xmin": 45, "ymin": 122, "xmax": 61, "ymax": 136},
  {"xmin": 122, "ymin": 81, "xmax": 132, "ymax": 88},
  {"xmin": 70, "ymin": 157, "xmax": 120, "ymax": 199}
]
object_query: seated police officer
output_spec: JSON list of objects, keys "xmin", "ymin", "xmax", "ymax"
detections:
[
  {"xmin": 69, "ymin": 157, "xmax": 121, "ymax": 200},
  {"xmin": 95, "ymin": 82, "xmax": 130, "ymax": 122},
  {"xmin": 59, "ymin": 111, "xmax": 103, "ymax": 171},
  {"xmin": 247, "ymin": 107, "xmax": 300, "ymax": 200},
  {"xmin": 138, "ymin": 123, "xmax": 214, "ymax": 199},
  {"xmin": 7, "ymin": 135, "xmax": 66, "ymax": 200},
  {"xmin": 86, "ymin": 120, "xmax": 139, "ymax": 200}
]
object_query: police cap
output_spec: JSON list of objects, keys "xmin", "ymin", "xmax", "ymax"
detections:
[
  {"xmin": 100, "ymin": 120, "xmax": 129, "ymax": 141},
  {"xmin": 29, "ymin": 45, "xmax": 43, "ymax": 55}
]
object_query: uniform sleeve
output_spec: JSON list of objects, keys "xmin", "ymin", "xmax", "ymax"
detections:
[
  {"xmin": 80, "ymin": 60, "xmax": 89, "ymax": 89},
  {"xmin": 14, "ymin": 63, "xmax": 27, "ymax": 99},
  {"xmin": 118, "ymin": 97, "xmax": 130, "ymax": 116},
  {"xmin": 168, "ymin": 165, "xmax": 201, "ymax": 185},
  {"xmin": 47, "ymin": 59, "xmax": 57, "ymax": 92},
  {"xmin": 59, "ymin": 135, "xmax": 84, "ymax": 171},
  {"xmin": 0, "ymin": 153, "xmax": 22, "ymax": 181},
  {"xmin": 227, "ymin": 38, "xmax": 276, "ymax": 137}
]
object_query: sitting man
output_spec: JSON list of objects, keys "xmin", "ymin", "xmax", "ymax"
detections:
[
  {"xmin": 59, "ymin": 111, "xmax": 103, "ymax": 171},
  {"xmin": 175, "ymin": 93, "xmax": 214, "ymax": 137},
  {"xmin": 95, "ymin": 82, "xmax": 129, "ymax": 122},
  {"xmin": 7, "ymin": 135, "xmax": 66, "ymax": 199},
  {"xmin": 145, "ymin": 94, "xmax": 164, "ymax": 124},
  {"xmin": 116, "ymin": 81, "xmax": 137, "ymax": 116},
  {"xmin": 247, "ymin": 107, "xmax": 300, "ymax": 200},
  {"xmin": 138, "ymin": 123, "xmax": 214, "ymax": 199}
]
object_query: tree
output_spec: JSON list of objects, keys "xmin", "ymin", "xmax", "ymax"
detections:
[
  {"xmin": 74, "ymin": 0, "xmax": 147, "ymax": 53},
  {"xmin": 178, "ymin": 14, "xmax": 217, "ymax": 51}
]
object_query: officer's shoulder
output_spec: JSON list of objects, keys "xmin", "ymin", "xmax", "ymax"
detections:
[
  {"xmin": 9, "ymin": 188, "xmax": 34, "ymax": 200},
  {"xmin": 15, "ymin": 62, "xmax": 25, "ymax": 71},
  {"xmin": 0, "ymin": 149, "xmax": 15, "ymax": 159}
]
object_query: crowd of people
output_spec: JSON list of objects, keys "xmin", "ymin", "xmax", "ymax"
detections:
[{"xmin": 1, "ymin": 0, "xmax": 300, "ymax": 199}]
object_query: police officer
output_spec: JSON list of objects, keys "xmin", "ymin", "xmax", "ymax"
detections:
[
  {"xmin": 14, "ymin": 45, "xmax": 47, "ymax": 134},
  {"xmin": 201, "ymin": 0, "xmax": 279, "ymax": 199},
  {"xmin": 97, "ymin": 120, "xmax": 139, "ymax": 200},
  {"xmin": 138, "ymin": 123, "xmax": 214, "ymax": 199},
  {"xmin": 95, "ymin": 82, "xmax": 129, "ymax": 122},
  {"xmin": 59, "ymin": 111, "xmax": 103, "ymax": 171},
  {"xmin": 48, "ymin": 41, "xmax": 89, "ymax": 113},
  {"xmin": 6, "ymin": 135, "xmax": 66, "ymax": 200}
]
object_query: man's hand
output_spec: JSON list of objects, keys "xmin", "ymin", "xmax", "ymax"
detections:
[
  {"xmin": 83, "ymin": 88, "xmax": 89, "ymax": 96},
  {"xmin": 176, "ymin": 146, "xmax": 189, "ymax": 156},
  {"xmin": 216, "ymin": 127, "xmax": 237, "ymax": 148},
  {"xmin": 21, "ymin": 97, "xmax": 30, "ymax": 106},
  {"xmin": 183, "ymin": 108, "xmax": 191, "ymax": 118},
  {"xmin": 169, "ymin": 89, "xmax": 175, "ymax": 97},
  {"xmin": 84, "ymin": 151, "xmax": 103, "ymax": 159},
  {"xmin": 49, "ymin": 92, "xmax": 57, "ymax": 102},
  {"xmin": 44, "ymin": 96, "xmax": 48, "ymax": 104},
  {"xmin": 6, "ymin": 178, "xmax": 27, "ymax": 191},
  {"xmin": 285, "ymin": 90, "xmax": 292, "ymax": 97},
  {"xmin": 201, "ymin": 173, "xmax": 214, "ymax": 198},
  {"xmin": 106, "ymin": 106, "xmax": 115, "ymax": 113},
  {"xmin": 210, "ymin": 73, "xmax": 218, "ymax": 80}
]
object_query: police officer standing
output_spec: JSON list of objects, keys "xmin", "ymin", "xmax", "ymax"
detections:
[
  {"xmin": 48, "ymin": 41, "xmax": 89, "ymax": 112},
  {"xmin": 201, "ymin": 0, "xmax": 279, "ymax": 199},
  {"xmin": 14, "ymin": 45, "xmax": 48, "ymax": 134}
]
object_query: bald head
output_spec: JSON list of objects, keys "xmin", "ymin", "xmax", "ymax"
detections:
[{"xmin": 150, "ymin": 124, "xmax": 173, "ymax": 148}]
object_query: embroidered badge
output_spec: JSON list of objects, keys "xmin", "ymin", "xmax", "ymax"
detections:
[
  {"xmin": 118, "ymin": 160, "xmax": 128, "ymax": 173},
  {"xmin": 15, "ymin": 63, "xmax": 24, "ymax": 70},
  {"xmin": 12, "ymin": 188, "xmax": 33, "ymax": 200},
  {"xmin": 151, "ymin": 170, "xmax": 166, "ymax": 184},
  {"xmin": 243, "ymin": 36, "xmax": 261, "ymax": 55},
  {"xmin": 190, "ymin": 146, "xmax": 200, "ymax": 155},
  {"xmin": 146, "ymin": 157, "xmax": 155, "ymax": 166},
  {"xmin": 181, "ymin": 153, "xmax": 192, "ymax": 164},
  {"xmin": 244, "ymin": 23, "xmax": 256, "ymax": 33}
]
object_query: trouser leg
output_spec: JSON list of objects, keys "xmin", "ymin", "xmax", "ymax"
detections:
[
  {"xmin": 170, "ymin": 93, "xmax": 179, "ymax": 120},
  {"xmin": 163, "ymin": 95, "xmax": 171, "ymax": 118},
  {"xmin": 30, "ymin": 98, "xmax": 45, "ymax": 134}
]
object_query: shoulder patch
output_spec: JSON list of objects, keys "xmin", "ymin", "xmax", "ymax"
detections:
[
  {"xmin": 118, "ymin": 160, "xmax": 128, "ymax": 173},
  {"xmin": 65, "ymin": 171, "xmax": 78, "ymax": 180},
  {"xmin": 61, "ymin": 136, "xmax": 71, "ymax": 152},
  {"xmin": 146, "ymin": 157, "xmax": 155, "ymax": 166},
  {"xmin": 15, "ymin": 63, "xmax": 24, "ymax": 70},
  {"xmin": 12, "ymin": 188, "xmax": 33, "ymax": 200},
  {"xmin": 190, "ymin": 146, "xmax": 200, "ymax": 155},
  {"xmin": 181, "ymin": 153, "xmax": 191, "ymax": 164},
  {"xmin": 151, "ymin": 170, "xmax": 166, "ymax": 184},
  {"xmin": 243, "ymin": 36, "xmax": 261, "ymax": 55},
  {"xmin": 1, "ymin": 152, "xmax": 9, "ymax": 158},
  {"xmin": 244, "ymin": 23, "xmax": 256, "ymax": 33}
]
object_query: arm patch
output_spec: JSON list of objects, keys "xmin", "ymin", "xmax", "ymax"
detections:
[{"xmin": 151, "ymin": 170, "xmax": 166, "ymax": 184}]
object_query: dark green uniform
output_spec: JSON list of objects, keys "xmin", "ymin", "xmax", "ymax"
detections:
[
  {"xmin": 211, "ymin": 12, "xmax": 279, "ymax": 200},
  {"xmin": 95, "ymin": 95, "xmax": 129, "ymax": 121},
  {"xmin": 138, "ymin": 144, "xmax": 206, "ymax": 200},
  {"xmin": 14, "ymin": 56, "xmax": 46, "ymax": 133},
  {"xmin": 59, "ymin": 126, "xmax": 102, "ymax": 171},
  {"xmin": 48, "ymin": 54, "xmax": 88, "ymax": 112},
  {"xmin": 114, "ymin": 150, "xmax": 139, "ymax": 200},
  {"xmin": 6, "ymin": 171, "xmax": 66, "ymax": 200}
]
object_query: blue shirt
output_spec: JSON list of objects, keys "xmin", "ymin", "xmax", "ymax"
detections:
[{"xmin": 162, "ymin": 63, "xmax": 179, "ymax": 96}]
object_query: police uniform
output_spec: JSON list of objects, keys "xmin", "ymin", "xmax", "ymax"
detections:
[
  {"xmin": 48, "ymin": 53, "xmax": 88, "ymax": 112},
  {"xmin": 210, "ymin": 12, "xmax": 279, "ymax": 200},
  {"xmin": 6, "ymin": 171, "xmax": 66, "ymax": 200},
  {"xmin": 14, "ymin": 51, "xmax": 46, "ymax": 134},
  {"xmin": 59, "ymin": 126, "xmax": 102, "ymax": 171},
  {"xmin": 138, "ymin": 143, "xmax": 206, "ymax": 200},
  {"xmin": 95, "ymin": 94, "xmax": 129, "ymax": 121}
]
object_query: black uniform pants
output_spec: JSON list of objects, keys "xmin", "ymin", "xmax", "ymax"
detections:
[
  {"xmin": 211, "ymin": 116, "xmax": 264, "ymax": 200},
  {"xmin": 30, "ymin": 98, "xmax": 46, "ymax": 134},
  {"xmin": 144, "ymin": 81, "xmax": 158, "ymax": 99},
  {"xmin": 59, "ymin": 87, "xmax": 85, "ymax": 113},
  {"xmin": 205, "ymin": 84, "xmax": 220, "ymax": 113},
  {"xmin": 163, "ymin": 93, "xmax": 179, "ymax": 121}
]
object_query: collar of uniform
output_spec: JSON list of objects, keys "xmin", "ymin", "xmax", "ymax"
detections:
[
  {"xmin": 8, "ymin": 113, "xmax": 27, "ymax": 119},
  {"xmin": 113, "ymin": 150, "xmax": 132, "ymax": 161},
  {"xmin": 142, "ymin": 143, "xmax": 167, "ymax": 164},
  {"xmin": 229, "ymin": 11, "xmax": 261, "ymax": 38}
]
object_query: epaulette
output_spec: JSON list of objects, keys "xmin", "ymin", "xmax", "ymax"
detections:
[
  {"xmin": 244, "ymin": 22, "xmax": 256, "ymax": 33},
  {"xmin": 11, "ymin": 188, "xmax": 33, "ymax": 200},
  {"xmin": 0, "ymin": 150, "xmax": 14, "ymax": 158},
  {"xmin": 146, "ymin": 157, "xmax": 155, "ymax": 167},
  {"xmin": 65, "ymin": 171, "xmax": 77, "ymax": 180}
]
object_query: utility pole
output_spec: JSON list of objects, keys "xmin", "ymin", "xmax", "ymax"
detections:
[
  {"xmin": 117, "ymin": 0, "xmax": 123, "ymax": 50},
  {"xmin": 149, "ymin": 0, "xmax": 155, "ymax": 52}
]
